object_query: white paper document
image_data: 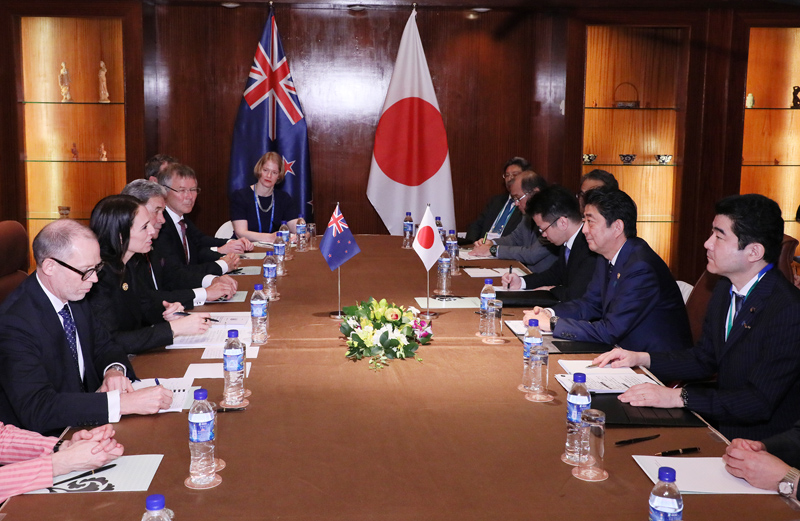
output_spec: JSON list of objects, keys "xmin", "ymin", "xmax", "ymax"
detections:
[
  {"xmin": 504, "ymin": 320, "xmax": 553, "ymax": 336},
  {"xmin": 414, "ymin": 297, "xmax": 481, "ymax": 309},
  {"xmin": 184, "ymin": 362, "xmax": 252, "ymax": 380},
  {"xmin": 28, "ymin": 455, "xmax": 163, "ymax": 495},
  {"xmin": 633, "ymin": 456, "xmax": 777, "ymax": 495},
  {"xmin": 201, "ymin": 345, "xmax": 260, "ymax": 359},
  {"xmin": 207, "ymin": 290, "xmax": 248, "ymax": 303},
  {"xmin": 208, "ymin": 312, "xmax": 251, "ymax": 329},
  {"xmin": 558, "ymin": 359, "xmax": 636, "ymax": 375},
  {"xmin": 239, "ymin": 252, "xmax": 266, "ymax": 260},
  {"xmin": 132, "ymin": 378, "xmax": 196, "ymax": 412},
  {"xmin": 229, "ymin": 265, "xmax": 262, "ymax": 276},
  {"xmin": 168, "ymin": 328, "xmax": 230, "ymax": 348},
  {"xmin": 554, "ymin": 372, "xmax": 657, "ymax": 393},
  {"xmin": 463, "ymin": 267, "xmax": 526, "ymax": 278}
]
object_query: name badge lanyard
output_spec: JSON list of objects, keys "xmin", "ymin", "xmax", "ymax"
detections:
[
  {"xmin": 725, "ymin": 262, "xmax": 773, "ymax": 339},
  {"xmin": 253, "ymin": 188, "xmax": 275, "ymax": 234}
]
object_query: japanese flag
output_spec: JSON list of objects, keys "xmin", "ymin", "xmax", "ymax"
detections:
[
  {"xmin": 366, "ymin": 9, "xmax": 455, "ymax": 236},
  {"xmin": 413, "ymin": 206, "xmax": 445, "ymax": 271}
]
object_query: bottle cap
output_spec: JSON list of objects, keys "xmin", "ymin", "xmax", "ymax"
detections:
[
  {"xmin": 532, "ymin": 319, "xmax": 539, "ymax": 327},
  {"xmin": 484, "ymin": 279, "xmax": 493, "ymax": 284},
  {"xmin": 658, "ymin": 466, "xmax": 676, "ymax": 483},
  {"xmin": 281, "ymin": 220, "xmax": 287, "ymax": 224},
  {"xmin": 254, "ymin": 283, "xmax": 263, "ymax": 290},
  {"xmin": 436, "ymin": 216, "xmax": 441, "ymax": 220},
  {"xmin": 146, "ymin": 494, "xmax": 165, "ymax": 511},
  {"xmin": 573, "ymin": 373, "xmax": 586, "ymax": 383},
  {"xmin": 449, "ymin": 229, "xmax": 455, "ymax": 234},
  {"xmin": 528, "ymin": 319, "xmax": 534, "ymax": 326},
  {"xmin": 406, "ymin": 212, "xmax": 411, "ymax": 216},
  {"xmin": 194, "ymin": 388, "xmax": 208, "ymax": 400},
  {"xmin": 227, "ymin": 330, "xmax": 238, "ymax": 338}
]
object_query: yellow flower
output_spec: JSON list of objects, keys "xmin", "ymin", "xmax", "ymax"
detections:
[{"xmin": 385, "ymin": 307, "xmax": 401, "ymax": 321}]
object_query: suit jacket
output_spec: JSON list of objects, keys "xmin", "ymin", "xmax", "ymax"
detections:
[
  {"xmin": 522, "ymin": 227, "xmax": 598, "ymax": 302},
  {"xmin": 0, "ymin": 274, "xmax": 135, "ymax": 434},
  {"xmin": 493, "ymin": 216, "xmax": 559, "ymax": 272},
  {"xmin": 764, "ymin": 419, "xmax": 800, "ymax": 468},
  {"xmin": 650, "ymin": 269, "xmax": 800, "ymax": 441},
  {"xmin": 87, "ymin": 258, "xmax": 174, "ymax": 355},
  {"xmin": 152, "ymin": 214, "xmax": 225, "ymax": 275},
  {"xmin": 464, "ymin": 193, "xmax": 522, "ymax": 243},
  {"xmin": 132, "ymin": 249, "xmax": 205, "ymax": 310},
  {"xmin": 552, "ymin": 237, "xmax": 691, "ymax": 353}
]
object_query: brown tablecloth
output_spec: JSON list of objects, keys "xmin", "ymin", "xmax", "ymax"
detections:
[{"xmin": 3, "ymin": 236, "xmax": 797, "ymax": 520}]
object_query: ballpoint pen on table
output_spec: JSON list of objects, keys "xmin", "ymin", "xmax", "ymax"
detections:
[
  {"xmin": 655, "ymin": 447, "xmax": 700, "ymax": 456},
  {"xmin": 615, "ymin": 434, "xmax": 660, "ymax": 447},
  {"xmin": 507, "ymin": 265, "xmax": 512, "ymax": 290},
  {"xmin": 51, "ymin": 464, "xmax": 117, "ymax": 487},
  {"xmin": 174, "ymin": 311, "xmax": 219, "ymax": 322}
]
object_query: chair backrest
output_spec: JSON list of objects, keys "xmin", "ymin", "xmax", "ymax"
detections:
[
  {"xmin": 0, "ymin": 221, "xmax": 29, "ymax": 305},
  {"xmin": 215, "ymin": 220, "xmax": 234, "ymax": 240},
  {"xmin": 684, "ymin": 233, "xmax": 799, "ymax": 345}
]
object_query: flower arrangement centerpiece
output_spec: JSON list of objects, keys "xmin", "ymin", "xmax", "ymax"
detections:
[{"xmin": 340, "ymin": 298, "xmax": 432, "ymax": 370}]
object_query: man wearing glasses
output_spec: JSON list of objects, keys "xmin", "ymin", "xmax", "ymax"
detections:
[
  {"xmin": 469, "ymin": 171, "xmax": 558, "ymax": 272},
  {"xmin": 154, "ymin": 163, "xmax": 251, "ymax": 277},
  {"xmin": 462, "ymin": 157, "xmax": 530, "ymax": 244},
  {"xmin": 0, "ymin": 220, "xmax": 173, "ymax": 434}
]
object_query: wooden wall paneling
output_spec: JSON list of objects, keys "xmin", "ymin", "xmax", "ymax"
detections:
[
  {"xmin": 746, "ymin": 27, "xmax": 800, "ymax": 108},
  {"xmin": 152, "ymin": 5, "xmax": 537, "ymax": 237},
  {"xmin": 582, "ymin": 109, "xmax": 677, "ymax": 163}
]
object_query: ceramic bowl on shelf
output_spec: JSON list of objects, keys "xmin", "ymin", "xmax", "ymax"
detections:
[
  {"xmin": 619, "ymin": 154, "xmax": 636, "ymax": 164},
  {"xmin": 582, "ymin": 154, "xmax": 597, "ymax": 164},
  {"xmin": 655, "ymin": 154, "xmax": 673, "ymax": 165}
]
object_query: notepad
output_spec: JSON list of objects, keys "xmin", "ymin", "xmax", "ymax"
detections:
[
  {"xmin": 132, "ymin": 378, "xmax": 196, "ymax": 412},
  {"xmin": 228, "ymin": 265, "xmax": 262, "ymax": 276},
  {"xmin": 504, "ymin": 320, "xmax": 553, "ymax": 336},
  {"xmin": 28, "ymin": 455, "xmax": 164, "ymax": 494},
  {"xmin": 201, "ymin": 345, "xmax": 259, "ymax": 359},
  {"xmin": 554, "ymin": 361, "xmax": 656, "ymax": 393},
  {"xmin": 184, "ymin": 362, "xmax": 252, "ymax": 380},
  {"xmin": 633, "ymin": 456, "xmax": 777, "ymax": 495}
]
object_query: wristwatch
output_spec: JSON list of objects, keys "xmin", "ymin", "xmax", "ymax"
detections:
[
  {"xmin": 680, "ymin": 387, "xmax": 689, "ymax": 408},
  {"xmin": 489, "ymin": 245, "xmax": 497, "ymax": 257},
  {"xmin": 779, "ymin": 467, "xmax": 800, "ymax": 498},
  {"xmin": 550, "ymin": 314, "xmax": 558, "ymax": 331}
]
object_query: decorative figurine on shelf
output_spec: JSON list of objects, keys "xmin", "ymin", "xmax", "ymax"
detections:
[
  {"xmin": 58, "ymin": 206, "xmax": 71, "ymax": 219},
  {"xmin": 746, "ymin": 93, "xmax": 755, "ymax": 108},
  {"xmin": 99, "ymin": 143, "xmax": 108, "ymax": 161},
  {"xmin": 793, "ymin": 86, "xmax": 800, "ymax": 109},
  {"xmin": 71, "ymin": 143, "xmax": 78, "ymax": 161},
  {"xmin": 59, "ymin": 62, "xmax": 72, "ymax": 103},
  {"xmin": 98, "ymin": 61, "xmax": 110, "ymax": 103},
  {"xmin": 775, "ymin": 158, "xmax": 780, "ymax": 165}
]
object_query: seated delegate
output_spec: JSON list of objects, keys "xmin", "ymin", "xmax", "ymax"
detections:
[
  {"xmin": 230, "ymin": 151, "xmax": 301, "ymax": 243},
  {"xmin": 88, "ymin": 195, "xmax": 211, "ymax": 355}
]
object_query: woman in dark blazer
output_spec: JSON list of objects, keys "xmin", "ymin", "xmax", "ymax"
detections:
[{"xmin": 88, "ymin": 195, "xmax": 209, "ymax": 354}]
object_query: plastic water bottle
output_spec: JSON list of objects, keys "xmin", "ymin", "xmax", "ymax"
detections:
[
  {"xmin": 479, "ymin": 279, "xmax": 496, "ymax": 335},
  {"xmin": 262, "ymin": 252, "xmax": 279, "ymax": 299},
  {"xmin": 278, "ymin": 220, "xmax": 292, "ymax": 259},
  {"xmin": 526, "ymin": 319, "xmax": 547, "ymax": 393},
  {"xmin": 250, "ymin": 284, "xmax": 268, "ymax": 344},
  {"xmin": 273, "ymin": 234, "xmax": 286, "ymax": 276},
  {"xmin": 402, "ymin": 212, "xmax": 413, "ymax": 249},
  {"xmin": 188, "ymin": 388, "xmax": 216, "ymax": 485},
  {"xmin": 649, "ymin": 467, "xmax": 683, "ymax": 520},
  {"xmin": 435, "ymin": 216, "xmax": 446, "ymax": 243},
  {"xmin": 435, "ymin": 250, "xmax": 452, "ymax": 295},
  {"xmin": 141, "ymin": 494, "xmax": 173, "ymax": 521},
  {"xmin": 296, "ymin": 216, "xmax": 308, "ymax": 252},
  {"xmin": 519, "ymin": 319, "xmax": 534, "ymax": 391},
  {"xmin": 446, "ymin": 229, "xmax": 459, "ymax": 274},
  {"xmin": 564, "ymin": 373, "xmax": 591, "ymax": 465},
  {"xmin": 223, "ymin": 331, "xmax": 245, "ymax": 407}
]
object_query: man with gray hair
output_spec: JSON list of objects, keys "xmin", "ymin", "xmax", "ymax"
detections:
[
  {"xmin": 122, "ymin": 180, "xmax": 238, "ymax": 307},
  {"xmin": 0, "ymin": 220, "xmax": 173, "ymax": 434}
]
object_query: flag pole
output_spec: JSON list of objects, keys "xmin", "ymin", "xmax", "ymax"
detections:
[{"xmin": 419, "ymin": 268, "xmax": 437, "ymax": 320}]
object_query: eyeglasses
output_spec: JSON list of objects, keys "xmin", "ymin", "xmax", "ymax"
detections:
[
  {"xmin": 512, "ymin": 192, "xmax": 532, "ymax": 204},
  {"xmin": 502, "ymin": 170, "xmax": 522, "ymax": 180},
  {"xmin": 163, "ymin": 185, "xmax": 201, "ymax": 195},
  {"xmin": 538, "ymin": 219, "xmax": 558, "ymax": 235},
  {"xmin": 50, "ymin": 258, "xmax": 105, "ymax": 281}
]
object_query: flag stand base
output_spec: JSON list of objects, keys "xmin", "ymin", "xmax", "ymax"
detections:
[
  {"xmin": 419, "ymin": 311, "xmax": 438, "ymax": 320},
  {"xmin": 329, "ymin": 311, "xmax": 345, "ymax": 320}
]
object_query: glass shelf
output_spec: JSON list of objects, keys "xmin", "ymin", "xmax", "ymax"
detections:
[
  {"xmin": 24, "ymin": 159, "xmax": 125, "ymax": 163},
  {"xmin": 744, "ymin": 107, "xmax": 800, "ymax": 111},
  {"xmin": 582, "ymin": 163, "xmax": 677, "ymax": 167},
  {"xmin": 741, "ymin": 163, "xmax": 800, "ymax": 167},
  {"xmin": 638, "ymin": 220, "xmax": 675, "ymax": 223},
  {"xmin": 584, "ymin": 106, "xmax": 678, "ymax": 111},
  {"xmin": 20, "ymin": 100, "xmax": 124, "ymax": 105}
]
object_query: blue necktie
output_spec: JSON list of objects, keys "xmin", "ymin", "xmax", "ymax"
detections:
[
  {"xmin": 564, "ymin": 246, "xmax": 571, "ymax": 265},
  {"xmin": 490, "ymin": 199, "xmax": 515, "ymax": 234},
  {"xmin": 58, "ymin": 304, "xmax": 81, "ymax": 372}
]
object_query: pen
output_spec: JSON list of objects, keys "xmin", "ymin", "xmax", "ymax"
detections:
[
  {"xmin": 173, "ymin": 311, "xmax": 190, "ymax": 316},
  {"xmin": 51, "ymin": 463, "xmax": 116, "ymax": 487},
  {"xmin": 155, "ymin": 378, "xmax": 160, "ymax": 386},
  {"xmin": 585, "ymin": 363, "xmax": 599, "ymax": 369},
  {"xmin": 507, "ymin": 265, "xmax": 512, "ymax": 290},
  {"xmin": 655, "ymin": 447, "xmax": 700, "ymax": 457},
  {"xmin": 203, "ymin": 317, "xmax": 220, "ymax": 323},
  {"xmin": 615, "ymin": 434, "xmax": 660, "ymax": 447},
  {"xmin": 482, "ymin": 232, "xmax": 488, "ymax": 244},
  {"xmin": 217, "ymin": 407, "xmax": 247, "ymax": 413}
]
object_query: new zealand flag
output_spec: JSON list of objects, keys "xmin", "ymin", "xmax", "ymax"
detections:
[
  {"xmin": 319, "ymin": 205, "xmax": 361, "ymax": 271},
  {"xmin": 228, "ymin": 7, "xmax": 312, "ymax": 220}
]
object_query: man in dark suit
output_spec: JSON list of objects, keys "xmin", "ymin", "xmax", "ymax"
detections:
[
  {"xmin": 153, "ymin": 163, "xmax": 250, "ymax": 276},
  {"xmin": 462, "ymin": 157, "xmax": 529, "ymax": 244},
  {"xmin": 594, "ymin": 194, "xmax": 800, "ymax": 442},
  {"xmin": 0, "ymin": 220, "xmax": 172, "ymax": 434},
  {"xmin": 122, "ymin": 180, "xmax": 238, "ymax": 309},
  {"xmin": 501, "ymin": 185, "xmax": 598, "ymax": 304},
  {"xmin": 525, "ymin": 188, "xmax": 691, "ymax": 353}
]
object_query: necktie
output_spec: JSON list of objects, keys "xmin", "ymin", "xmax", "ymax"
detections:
[
  {"xmin": 733, "ymin": 293, "xmax": 744, "ymax": 320},
  {"xmin": 490, "ymin": 199, "xmax": 515, "ymax": 234},
  {"xmin": 58, "ymin": 304, "xmax": 81, "ymax": 373},
  {"xmin": 179, "ymin": 219, "xmax": 190, "ymax": 265},
  {"xmin": 564, "ymin": 246, "xmax": 571, "ymax": 265}
]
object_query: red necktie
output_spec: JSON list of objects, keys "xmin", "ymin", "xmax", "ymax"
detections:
[{"xmin": 179, "ymin": 219, "xmax": 189, "ymax": 264}]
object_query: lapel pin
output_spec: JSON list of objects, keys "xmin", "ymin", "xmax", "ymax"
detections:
[
  {"xmin": 121, "ymin": 283, "xmax": 129, "ymax": 291},
  {"xmin": 749, "ymin": 307, "xmax": 756, "ymax": 313},
  {"xmin": 617, "ymin": 273, "xmax": 620, "ymax": 279},
  {"xmin": 742, "ymin": 322, "xmax": 751, "ymax": 329}
]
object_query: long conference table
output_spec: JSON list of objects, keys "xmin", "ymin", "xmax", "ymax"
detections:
[{"xmin": 3, "ymin": 235, "xmax": 799, "ymax": 520}]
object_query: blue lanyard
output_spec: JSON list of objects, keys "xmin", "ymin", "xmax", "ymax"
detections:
[
  {"xmin": 253, "ymin": 186, "xmax": 275, "ymax": 234},
  {"xmin": 725, "ymin": 262, "xmax": 773, "ymax": 339}
]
